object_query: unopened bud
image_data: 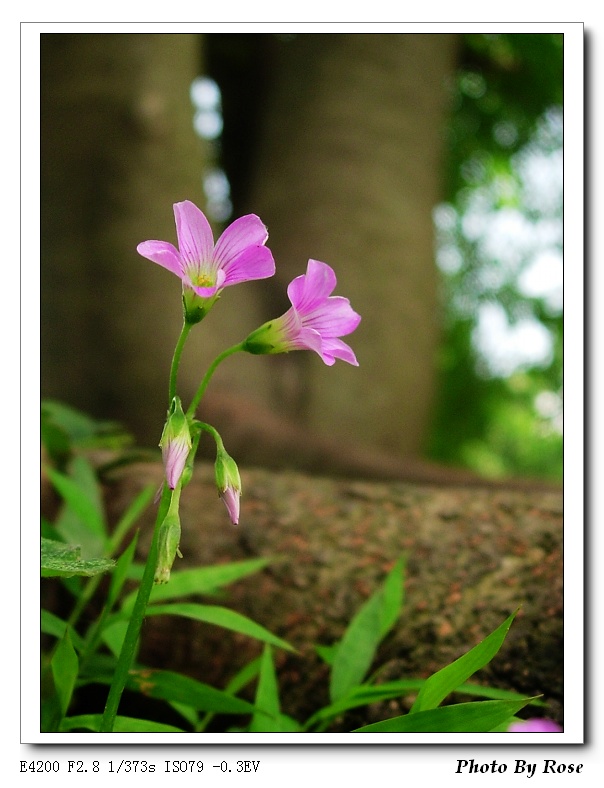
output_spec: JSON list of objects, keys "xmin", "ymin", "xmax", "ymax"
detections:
[
  {"xmin": 214, "ymin": 446, "xmax": 242, "ymax": 525},
  {"xmin": 159, "ymin": 396, "xmax": 192, "ymax": 489},
  {"xmin": 154, "ymin": 511, "xmax": 182, "ymax": 584}
]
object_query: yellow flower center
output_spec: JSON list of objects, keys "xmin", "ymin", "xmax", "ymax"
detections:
[{"xmin": 191, "ymin": 271, "xmax": 215, "ymax": 288}]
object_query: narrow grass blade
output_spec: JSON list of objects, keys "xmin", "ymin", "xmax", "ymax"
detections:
[
  {"xmin": 330, "ymin": 558, "xmax": 404, "ymax": 702},
  {"xmin": 61, "ymin": 714, "xmax": 185, "ymax": 733},
  {"xmin": 46, "ymin": 457, "xmax": 107, "ymax": 554},
  {"xmin": 50, "ymin": 628, "xmax": 79, "ymax": 717},
  {"xmin": 145, "ymin": 603, "xmax": 296, "ymax": 652},
  {"xmin": 409, "ymin": 610, "xmax": 518, "ymax": 713},
  {"xmin": 121, "ymin": 558, "xmax": 272, "ymax": 611},
  {"xmin": 249, "ymin": 645, "xmax": 281, "ymax": 732},
  {"xmin": 126, "ymin": 668, "xmax": 257, "ymax": 715},
  {"xmin": 354, "ymin": 697, "xmax": 536, "ymax": 733}
]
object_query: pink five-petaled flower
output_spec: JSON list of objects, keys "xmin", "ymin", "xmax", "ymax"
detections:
[
  {"xmin": 137, "ymin": 200, "xmax": 275, "ymax": 323},
  {"xmin": 242, "ymin": 259, "xmax": 361, "ymax": 366},
  {"xmin": 507, "ymin": 718, "xmax": 562, "ymax": 733}
]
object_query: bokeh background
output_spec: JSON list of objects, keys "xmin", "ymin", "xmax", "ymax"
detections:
[{"xmin": 41, "ymin": 32, "xmax": 563, "ymax": 483}]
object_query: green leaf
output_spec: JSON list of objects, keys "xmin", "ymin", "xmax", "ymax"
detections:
[
  {"xmin": 353, "ymin": 697, "xmax": 536, "ymax": 733},
  {"xmin": 315, "ymin": 643, "xmax": 338, "ymax": 665},
  {"xmin": 41, "ymin": 537, "xmax": 115, "ymax": 578},
  {"xmin": 46, "ymin": 456, "xmax": 108, "ymax": 556},
  {"xmin": 196, "ymin": 657, "xmax": 263, "ymax": 733},
  {"xmin": 51, "ymin": 628, "xmax": 79, "ymax": 717},
  {"xmin": 225, "ymin": 657, "xmax": 263, "ymax": 696},
  {"xmin": 108, "ymin": 485, "xmax": 154, "ymax": 554},
  {"xmin": 330, "ymin": 559, "xmax": 405, "ymax": 702},
  {"xmin": 306, "ymin": 680, "xmax": 428, "ymax": 728},
  {"xmin": 79, "ymin": 534, "xmax": 140, "ymax": 662},
  {"xmin": 41, "ymin": 399, "xmax": 132, "ymax": 452},
  {"xmin": 100, "ymin": 620, "xmax": 129, "ymax": 658},
  {"xmin": 305, "ymin": 677, "xmax": 543, "ymax": 730},
  {"xmin": 120, "ymin": 558, "xmax": 272, "ymax": 611},
  {"xmin": 125, "ymin": 669, "xmax": 258, "ymax": 715},
  {"xmin": 106, "ymin": 533, "xmax": 139, "ymax": 611},
  {"xmin": 144, "ymin": 603, "xmax": 296, "ymax": 653},
  {"xmin": 41, "ymin": 610, "xmax": 85, "ymax": 651},
  {"xmin": 249, "ymin": 645, "xmax": 281, "ymax": 732},
  {"xmin": 410, "ymin": 610, "xmax": 518, "ymax": 713},
  {"xmin": 60, "ymin": 714, "xmax": 185, "ymax": 733}
]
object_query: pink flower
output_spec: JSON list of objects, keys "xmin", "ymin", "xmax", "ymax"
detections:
[
  {"xmin": 137, "ymin": 200, "xmax": 275, "ymax": 321},
  {"xmin": 508, "ymin": 718, "xmax": 562, "ymax": 732},
  {"xmin": 242, "ymin": 259, "xmax": 361, "ymax": 366}
]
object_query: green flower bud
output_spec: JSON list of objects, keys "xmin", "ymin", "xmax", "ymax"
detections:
[
  {"xmin": 159, "ymin": 396, "xmax": 192, "ymax": 489},
  {"xmin": 154, "ymin": 511, "xmax": 182, "ymax": 585},
  {"xmin": 214, "ymin": 447, "xmax": 242, "ymax": 525}
]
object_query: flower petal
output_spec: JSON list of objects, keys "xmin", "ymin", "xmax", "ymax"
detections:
[
  {"xmin": 220, "ymin": 486, "xmax": 240, "ymax": 525},
  {"xmin": 214, "ymin": 214, "xmax": 270, "ymax": 269},
  {"xmin": 174, "ymin": 200, "xmax": 214, "ymax": 272},
  {"xmin": 287, "ymin": 259, "xmax": 337, "ymax": 314},
  {"xmin": 221, "ymin": 244, "xmax": 276, "ymax": 286},
  {"xmin": 508, "ymin": 718, "xmax": 562, "ymax": 732},
  {"xmin": 319, "ymin": 337, "xmax": 359, "ymax": 366},
  {"xmin": 137, "ymin": 240, "xmax": 182, "ymax": 277},
  {"xmin": 304, "ymin": 296, "xmax": 361, "ymax": 338},
  {"xmin": 162, "ymin": 437, "xmax": 190, "ymax": 489},
  {"xmin": 291, "ymin": 326, "xmax": 324, "ymax": 355}
]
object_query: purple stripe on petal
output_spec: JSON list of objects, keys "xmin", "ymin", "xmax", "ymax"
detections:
[
  {"xmin": 303, "ymin": 297, "xmax": 361, "ymax": 338},
  {"xmin": 163, "ymin": 437, "xmax": 190, "ymax": 489},
  {"xmin": 214, "ymin": 214, "xmax": 270, "ymax": 269},
  {"xmin": 221, "ymin": 244, "xmax": 276, "ymax": 285},
  {"xmin": 174, "ymin": 200, "xmax": 214, "ymax": 272}
]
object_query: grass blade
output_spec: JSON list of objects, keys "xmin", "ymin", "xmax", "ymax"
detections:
[
  {"xmin": 145, "ymin": 603, "xmax": 296, "ymax": 652},
  {"xmin": 354, "ymin": 697, "xmax": 536, "ymax": 733},
  {"xmin": 330, "ymin": 559, "xmax": 404, "ymax": 702},
  {"xmin": 410, "ymin": 610, "xmax": 518, "ymax": 713}
]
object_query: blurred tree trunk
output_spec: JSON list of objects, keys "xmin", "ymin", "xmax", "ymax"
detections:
[
  {"xmin": 242, "ymin": 33, "xmax": 459, "ymax": 456},
  {"xmin": 41, "ymin": 33, "xmax": 460, "ymax": 467},
  {"xmin": 41, "ymin": 33, "xmax": 209, "ymax": 441}
]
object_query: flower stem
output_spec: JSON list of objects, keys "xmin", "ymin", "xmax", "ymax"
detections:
[
  {"xmin": 169, "ymin": 321, "xmax": 193, "ymax": 403},
  {"xmin": 99, "ymin": 484, "xmax": 171, "ymax": 732},
  {"xmin": 197, "ymin": 421, "xmax": 224, "ymax": 450},
  {"xmin": 186, "ymin": 342, "xmax": 245, "ymax": 419},
  {"xmin": 99, "ymin": 340, "xmax": 241, "ymax": 731}
]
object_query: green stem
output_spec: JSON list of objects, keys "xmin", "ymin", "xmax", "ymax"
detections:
[
  {"xmin": 169, "ymin": 321, "xmax": 193, "ymax": 403},
  {"xmin": 197, "ymin": 421, "xmax": 224, "ymax": 450},
  {"xmin": 99, "ymin": 338, "xmax": 242, "ymax": 731},
  {"xmin": 186, "ymin": 342, "xmax": 245, "ymax": 419},
  {"xmin": 99, "ymin": 484, "xmax": 171, "ymax": 732}
]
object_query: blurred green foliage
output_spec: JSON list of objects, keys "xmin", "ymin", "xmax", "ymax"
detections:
[{"xmin": 427, "ymin": 33, "xmax": 563, "ymax": 482}]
